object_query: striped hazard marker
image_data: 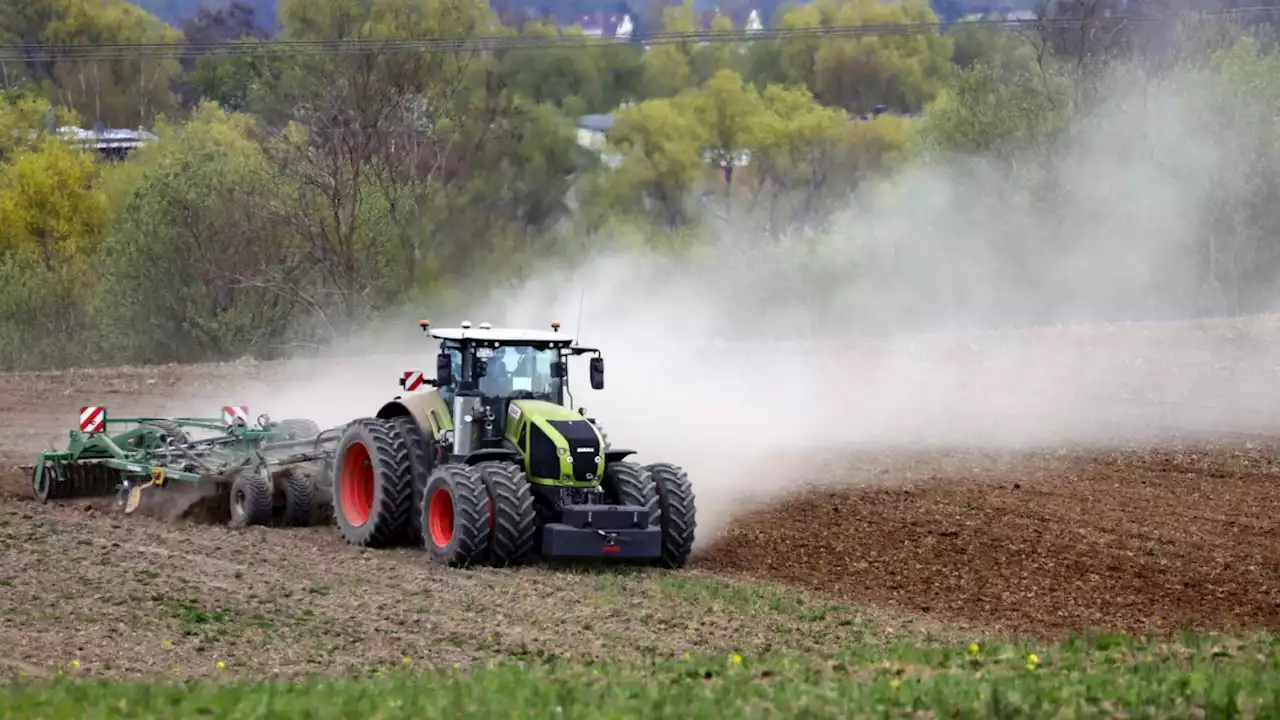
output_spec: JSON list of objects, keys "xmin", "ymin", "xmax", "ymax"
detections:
[
  {"xmin": 79, "ymin": 406, "xmax": 106, "ymax": 434},
  {"xmin": 401, "ymin": 370, "xmax": 424, "ymax": 391},
  {"xmin": 222, "ymin": 405, "xmax": 249, "ymax": 426}
]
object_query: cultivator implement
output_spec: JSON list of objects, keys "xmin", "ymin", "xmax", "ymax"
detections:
[{"xmin": 30, "ymin": 405, "xmax": 343, "ymax": 527}]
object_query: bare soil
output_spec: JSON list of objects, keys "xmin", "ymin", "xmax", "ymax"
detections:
[
  {"xmin": 700, "ymin": 443, "xmax": 1280, "ymax": 639},
  {"xmin": 2, "ymin": 320, "xmax": 1280, "ymax": 680},
  {"xmin": 0, "ymin": 362, "xmax": 943, "ymax": 682}
]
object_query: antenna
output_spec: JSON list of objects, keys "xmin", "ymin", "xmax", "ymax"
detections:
[{"xmin": 573, "ymin": 287, "xmax": 585, "ymax": 347}]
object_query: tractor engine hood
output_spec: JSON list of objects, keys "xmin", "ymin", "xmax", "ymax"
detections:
[{"xmin": 505, "ymin": 399, "xmax": 605, "ymax": 487}]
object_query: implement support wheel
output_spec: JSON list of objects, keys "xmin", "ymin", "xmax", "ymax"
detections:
[
  {"xmin": 229, "ymin": 471, "xmax": 273, "ymax": 527},
  {"xmin": 332, "ymin": 418, "xmax": 412, "ymax": 547}
]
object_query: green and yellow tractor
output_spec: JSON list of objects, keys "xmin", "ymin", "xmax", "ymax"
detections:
[{"xmin": 329, "ymin": 320, "xmax": 697, "ymax": 568}]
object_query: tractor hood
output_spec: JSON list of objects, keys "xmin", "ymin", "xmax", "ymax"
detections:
[
  {"xmin": 505, "ymin": 399, "xmax": 605, "ymax": 487},
  {"xmin": 508, "ymin": 399, "xmax": 583, "ymax": 423}
]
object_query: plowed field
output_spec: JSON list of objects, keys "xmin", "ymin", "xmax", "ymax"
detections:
[{"xmin": 2, "ymin": 318, "xmax": 1279, "ymax": 680}]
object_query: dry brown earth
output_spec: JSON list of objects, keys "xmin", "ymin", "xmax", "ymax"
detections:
[{"xmin": 2, "ymin": 318, "xmax": 1279, "ymax": 680}]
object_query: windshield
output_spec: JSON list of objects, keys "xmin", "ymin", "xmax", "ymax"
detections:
[{"xmin": 477, "ymin": 345, "xmax": 562, "ymax": 401}]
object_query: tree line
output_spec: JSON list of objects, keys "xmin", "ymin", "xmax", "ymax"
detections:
[{"xmin": 1, "ymin": 0, "xmax": 1280, "ymax": 370}]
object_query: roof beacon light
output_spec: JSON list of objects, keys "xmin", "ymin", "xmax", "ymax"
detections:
[
  {"xmin": 478, "ymin": 322, "xmax": 493, "ymax": 330},
  {"xmin": 551, "ymin": 321, "xmax": 561, "ymax": 332},
  {"xmin": 418, "ymin": 319, "xmax": 431, "ymax": 333},
  {"xmin": 460, "ymin": 320, "xmax": 472, "ymax": 329}
]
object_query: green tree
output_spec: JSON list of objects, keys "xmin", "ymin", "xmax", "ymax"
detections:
[
  {"xmin": 691, "ymin": 15, "xmax": 745, "ymax": 83},
  {"xmin": 914, "ymin": 42, "xmax": 1072, "ymax": 162},
  {"xmin": 269, "ymin": 0, "xmax": 501, "ymax": 318},
  {"xmin": 0, "ymin": 0, "xmax": 183, "ymax": 127},
  {"xmin": 0, "ymin": 115, "xmax": 110, "ymax": 370},
  {"xmin": 761, "ymin": 0, "xmax": 953, "ymax": 115},
  {"xmin": 676, "ymin": 68, "xmax": 761, "ymax": 197},
  {"xmin": 95, "ymin": 102, "xmax": 310, "ymax": 363},
  {"xmin": 494, "ymin": 22, "xmax": 615, "ymax": 115},
  {"xmin": 744, "ymin": 83, "xmax": 848, "ymax": 226},
  {"xmin": 641, "ymin": 1, "xmax": 698, "ymax": 98},
  {"xmin": 603, "ymin": 97, "xmax": 708, "ymax": 229}
]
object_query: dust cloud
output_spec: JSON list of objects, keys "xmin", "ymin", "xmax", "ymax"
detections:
[{"xmin": 242, "ymin": 60, "xmax": 1280, "ymax": 549}]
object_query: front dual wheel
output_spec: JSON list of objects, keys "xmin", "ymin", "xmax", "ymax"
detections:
[
  {"xmin": 603, "ymin": 460, "xmax": 698, "ymax": 569},
  {"xmin": 422, "ymin": 462, "xmax": 537, "ymax": 568}
]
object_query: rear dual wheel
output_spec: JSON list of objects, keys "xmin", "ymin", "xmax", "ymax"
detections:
[
  {"xmin": 421, "ymin": 461, "xmax": 536, "ymax": 568},
  {"xmin": 331, "ymin": 418, "xmax": 413, "ymax": 547}
]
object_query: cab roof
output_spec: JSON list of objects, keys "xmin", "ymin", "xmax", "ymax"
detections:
[{"xmin": 428, "ymin": 326, "xmax": 575, "ymax": 345}]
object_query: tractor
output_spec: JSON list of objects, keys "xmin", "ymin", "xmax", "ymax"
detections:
[{"xmin": 329, "ymin": 320, "xmax": 697, "ymax": 568}]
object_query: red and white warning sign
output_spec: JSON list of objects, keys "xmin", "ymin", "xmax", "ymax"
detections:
[
  {"xmin": 222, "ymin": 405, "xmax": 249, "ymax": 426},
  {"xmin": 401, "ymin": 370, "xmax": 424, "ymax": 391},
  {"xmin": 79, "ymin": 406, "xmax": 106, "ymax": 434}
]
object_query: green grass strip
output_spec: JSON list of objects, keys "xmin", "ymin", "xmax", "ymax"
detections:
[{"xmin": 5, "ymin": 633, "xmax": 1279, "ymax": 719}]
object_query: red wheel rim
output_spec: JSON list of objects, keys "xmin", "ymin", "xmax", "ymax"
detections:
[
  {"xmin": 429, "ymin": 487, "xmax": 454, "ymax": 546},
  {"xmin": 340, "ymin": 442, "xmax": 374, "ymax": 526}
]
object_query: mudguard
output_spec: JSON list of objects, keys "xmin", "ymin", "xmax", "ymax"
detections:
[{"xmin": 376, "ymin": 390, "xmax": 453, "ymax": 441}]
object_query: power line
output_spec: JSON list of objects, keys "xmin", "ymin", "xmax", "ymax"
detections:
[{"xmin": 0, "ymin": 4, "xmax": 1274, "ymax": 62}]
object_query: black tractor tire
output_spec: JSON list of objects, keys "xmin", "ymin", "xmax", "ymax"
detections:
[
  {"xmin": 130, "ymin": 420, "xmax": 191, "ymax": 451},
  {"xmin": 229, "ymin": 471, "xmax": 274, "ymax": 527},
  {"xmin": 277, "ymin": 469, "xmax": 314, "ymax": 527},
  {"xmin": 331, "ymin": 418, "xmax": 413, "ymax": 547},
  {"xmin": 473, "ymin": 461, "xmax": 536, "ymax": 567},
  {"xmin": 645, "ymin": 462, "xmax": 697, "ymax": 569},
  {"xmin": 276, "ymin": 418, "xmax": 322, "ymax": 440},
  {"xmin": 601, "ymin": 461, "xmax": 659, "ymax": 526},
  {"xmin": 393, "ymin": 417, "xmax": 436, "ymax": 545},
  {"xmin": 420, "ymin": 463, "xmax": 490, "ymax": 567}
]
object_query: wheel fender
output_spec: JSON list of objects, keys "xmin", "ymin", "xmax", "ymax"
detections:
[
  {"xmin": 376, "ymin": 389, "xmax": 452, "ymax": 441},
  {"xmin": 605, "ymin": 448, "xmax": 636, "ymax": 464},
  {"xmin": 463, "ymin": 448, "xmax": 522, "ymax": 466}
]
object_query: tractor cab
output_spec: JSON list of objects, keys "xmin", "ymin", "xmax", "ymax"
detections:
[{"xmin": 423, "ymin": 321, "xmax": 604, "ymax": 458}]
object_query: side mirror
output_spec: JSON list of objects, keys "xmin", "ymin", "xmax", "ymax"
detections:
[
  {"xmin": 436, "ymin": 352, "xmax": 453, "ymax": 387},
  {"xmin": 550, "ymin": 361, "xmax": 567, "ymax": 379},
  {"xmin": 589, "ymin": 356, "xmax": 604, "ymax": 390}
]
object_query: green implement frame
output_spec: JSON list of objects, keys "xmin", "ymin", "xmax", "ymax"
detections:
[{"xmin": 29, "ymin": 407, "xmax": 342, "ymax": 527}]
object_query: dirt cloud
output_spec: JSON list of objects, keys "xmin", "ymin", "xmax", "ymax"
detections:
[{"xmin": 240, "ymin": 58, "xmax": 1280, "ymax": 550}]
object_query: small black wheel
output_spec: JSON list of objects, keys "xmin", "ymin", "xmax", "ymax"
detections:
[
  {"xmin": 129, "ymin": 420, "xmax": 191, "ymax": 452},
  {"xmin": 473, "ymin": 461, "xmax": 536, "ymax": 566},
  {"xmin": 276, "ymin": 418, "xmax": 321, "ymax": 440},
  {"xmin": 645, "ymin": 462, "xmax": 697, "ymax": 569},
  {"xmin": 278, "ymin": 469, "xmax": 314, "ymax": 527},
  {"xmin": 32, "ymin": 462, "xmax": 56, "ymax": 503},
  {"xmin": 230, "ymin": 471, "xmax": 274, "ymax": 527},
  {"xmin": 421, "ymin": 463, "xmax": 490, "ymax": 567}
]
